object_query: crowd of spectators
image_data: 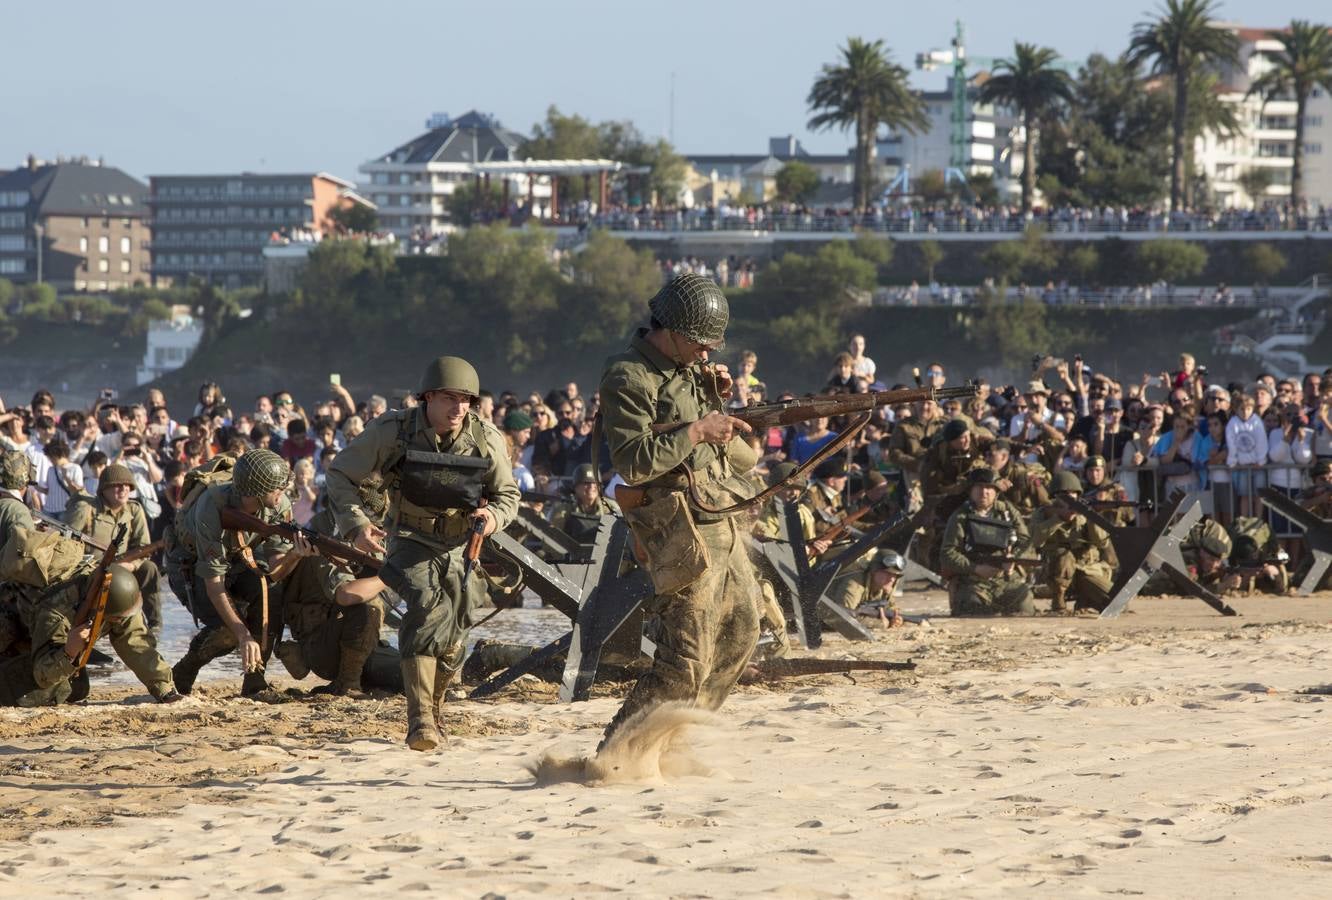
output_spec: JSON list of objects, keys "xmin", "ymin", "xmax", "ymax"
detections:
[{"xmin": 3, "ymin": 339, "xmax": 1330, "ymax": 559}]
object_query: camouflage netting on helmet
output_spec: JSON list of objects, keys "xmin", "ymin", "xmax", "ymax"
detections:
[
  {"xmin": 649, "ymin": 273, "xmax": 729, "ymax": 347},
  {"xmin": 233, "ymin": 449, "xmax": 291, "ymax": 497},
  {"xmin": 0, "ymin": 450, "xmax": 30, "ymax": 491}
]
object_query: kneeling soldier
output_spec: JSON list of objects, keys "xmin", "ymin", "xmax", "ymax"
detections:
[
  {"xmin": 64, "ymin": 464, "xmax": 163, "ymax": 629},
  {"xmin": 941, "ymin": 467, "xmax": 1034, "ymax": 616},
  {"xmin": 1031, "ymin": 471, "xmax": 1119, "ymax": 613},
  {"xmin": 3, "ymin": 564, "xmax": 179, "ymax": 706},
  {"xmin": 166, "ymin": 449, "xmax": 317, "ymax": 697}
]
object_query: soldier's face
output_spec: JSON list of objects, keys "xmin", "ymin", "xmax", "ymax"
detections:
[
  {"xmin": 102, "ymin": 483, "xmax": 133, "ymax": 509},
  {"xmin": 871, "ymin": 569, "xmax": 899, "ymax": 593},
  {"xmin": 426, "ymin": 390, "xmax": 472, "ymax": 433},
  {"xmin": 260, "ymin": 487, "xmax": 285, "ymax": 510},
  {"xmin": 971, "ymin": 484, "xmax": 997, "ymax": 509},
  {"xmin": 988, "ymin": 449, "xmax": 1009, "ymax": 469},
  {"xmin": 1086, "ymin": 466, "xmax": 1105, "ymax": 484},
  {"xmin": 575, "ymin": 482, "xmax": 599, "ymax": 506}
]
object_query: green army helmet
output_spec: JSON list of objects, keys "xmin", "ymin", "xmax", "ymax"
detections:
[
  {"xmin": 106, "ymin": 564, "xmax": 142, "ymax": 618},
  {"xmin": 1051, "ymin": 471, "xmax": 1083, "ymax": 495},
  {"xmin": 766, "ymin": 461, "xmax": 806, "ymax": 489},
  {"xmin": 418, "ymin": 356, "xmax": 480, "ymax": 400},
  {"xmin": 0, "ymin": 449, "xmax": 30, "ymax": 490},
  {"xmin": 232, "ymin": 448, "xmax": 291, "ymax": 497},
  {"xmin": 98, "ymin": 464, "xmax": 136, "ymax": 492},
  {"xmin": 572, "ymin": 464, "xmax": 599, "ymax": 486},
  {"xmin": 649, "ymin": 273, "xmax": 729, "ymax": 348}
]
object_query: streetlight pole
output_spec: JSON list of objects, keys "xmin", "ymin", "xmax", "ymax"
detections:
[{"xmin": 33, "ymin": 220, "xmax": 44, "ymax": 284}]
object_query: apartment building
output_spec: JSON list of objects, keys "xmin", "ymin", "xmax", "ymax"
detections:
[
  {"xmin": 0, "ymin": 156, "xmax": 150, "ymax": 290},
  {"xmin": 147, "ymin": 172, "xmax": 357, "ymax": 288}
]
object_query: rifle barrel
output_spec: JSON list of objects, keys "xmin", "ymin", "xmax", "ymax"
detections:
[
  {"xmin": 219, "ymin": 506, "xmax": 382, "ymax": 573},
  {"xmin": 731, "ymin": 383, "xmax": 979, "ymax": 430}
]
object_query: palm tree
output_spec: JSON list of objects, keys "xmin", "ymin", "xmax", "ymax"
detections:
[
  {"xmin": 1127, "ymin": 0, "xmax": 1240, "ymax": 211},
  {"xmin": 978, "ymin": 43, "xmax": 1074, "ymax": 213},
  {"xmin": 1246, "ymin": 20, "xmax": 1332, "ymax": 211},
  {"xmin": 808, "ymin": 38, "xmax": 928, "ymax": 210}
]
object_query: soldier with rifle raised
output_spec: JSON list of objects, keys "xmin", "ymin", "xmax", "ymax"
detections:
[
  {"xmin": 1031, "ymin": 471, "xmax": 1119, "ymax": 614},
  {"xmin": 64, "ymin": 463, "xmax": 163, "ymax": 629},
  {"xmin": 940, "ymin": 467, "xmax": 1035, "ymax": 616},
  {"xmin": 1082, "ymin": 455, "xmax": 1137, "ymax": 527},
  {"xmin": 325, "ymin": 356, "xmax": 519, "ymax": 752},
  {"xmin": 165, "ymin": 449, "xmax": 317, "ymax": 698}
]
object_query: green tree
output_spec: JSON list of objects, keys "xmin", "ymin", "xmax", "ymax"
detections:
[
  {"xmin": 559, "ymin": 231, "xmax": 661, "ymax": 351},
  {"xmin": 978, "ymin": 43, "xmax": 1075, "ymax": 213},
  {"xmin": 1136, "ymin": 239, "xmax": 1208, "ymax": 283},
  {"xmin": 757, "ymin": 241, "xmax": 878, "ymax": 316},
  {"xmin": 446, "ymin": 225, "xmax": 560, "ymax": 368},
  {"xmin": 1127, "ymin": 0, "xmax": 1240, "ymax": 211},
  {"xmin": 807, "ymin": 37, "xmax": 928, "ymax": 209},
  {"xmin": 1242, "ymin": 242, "xmax": 1288, "ymax": 284},
  {"xmin": 1064, "ymin": 244, "xmax": 1101, "ymax": 284},
  {"xmin": 775, "ymin": 160, "xmax": 821, "ymax": 204},
  {"xmin": 1246, "ymin": 20, "xmax": 1332, "ymax": 210},
  {"xmin": 850, "ymin": 232, "xmax": 894, "ymax": 268},
  {"xmin": 447, "ymin": 179, "xmax": 505, "ymax": 225},
  {"xmin": 1237, "ymin": 168, "xmax": 1275, "ymax": 206},
  {"xmin": 913, "ymin": 169, "xmax": 950, "ymax": 204},
  {"xmin": 916, "ymin": 240, "xmax": 944, "ymax": 282},
  {"xmin": 327, "ymin": 203, "xmax": 380, "ymax": 235},
  {"xmin": 981, "ymin": 227, "xmax": 1058, "ymax": 281},
  {"xmin": 964, "ymin": 171, "xmax": 1001, "ymax": 207}
]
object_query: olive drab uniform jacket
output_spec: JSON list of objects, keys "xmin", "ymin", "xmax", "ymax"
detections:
[
  {"xmin": 167, "ymin": 483, "xmax": 295, "ymax": 580},
  {"xmin": 63, "ymin": 495, "xmax": 152, "ymax": 556},
  {"xmin": 0, "ymin": 490, "xmax": 34, "ymax": 544},
  {"xmin": 994, "ymin": 460, "xmax": 1050, "ymax": 517},
  {"xmin": 919, "ymin": 441, "xmax": 979, "ymax": 502},
  {"xmin": 600, "ymin": 329, "xmax": 759, "ymax": 593},
  {"xmin": 325, "ymin": 407, "xmax": 520, "ymax": 548},
  {"xmin": 800, "ymin": 481, "xmax": 846, "ymax": 536},
  {"xmin": 754, "ymin": 497, "xmax": 816, "ymax": 542},
  {"xmin": 886, "ymin": 418, "xmax": 942, "ymax": 473},
  {"xmin": 940, "ymin": 498, "xmax": 1030, "ymax": 578},
  {"xmin": 550, "ymin": 496, "xmax": 621, "ymax": 545},
  {"xmin": 1029, "ymin": 507, "xmax": 1118, "ymax": 569}
]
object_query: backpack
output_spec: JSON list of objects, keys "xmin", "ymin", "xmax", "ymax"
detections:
[
  {"xmin": 0, "ymin": 527, "xmax": 86, "ymax": 588},
  {"xmin": 1229, "ymin": 516, "xmax": 1274, "ymax": 562},
  {"xmin": 171, "ymin": 455, "xmax": 238, "ymax": 546}
]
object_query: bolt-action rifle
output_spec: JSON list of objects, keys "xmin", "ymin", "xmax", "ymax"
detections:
[{"xmin": 218, "ymin": 506, "xmax": 381, "ymax": 575}]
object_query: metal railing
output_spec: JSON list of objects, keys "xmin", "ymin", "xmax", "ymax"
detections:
[
  {"xmin": 582, "ymin": 208, "xmax": 1332, "ymax": 236},
  {"xmin": 1107, "ymin": 461, "xmax": 1315, "ymax": 534}
]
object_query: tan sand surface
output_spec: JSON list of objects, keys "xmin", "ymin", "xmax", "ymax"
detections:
[{"xmin": 3, "ymin": 591, "xmax": 1332, "ymax": 898}]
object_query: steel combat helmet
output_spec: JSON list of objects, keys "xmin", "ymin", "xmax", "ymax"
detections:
[
  {"xmin": 418, "ymin": 356, "xmax": 480, "ymax": 400},
  {"xmin": 232, "ymin": 449, "xmax": 291, "ymax": 497},
  {"xmin": 0, "ymin": 449, "xmax": 29, "ymax": 490},
  {"xmin": 106, "ymin": 565, "xmax": 143, "ymax": 618},
  {"xmin": 649, "ymin": 273, "xmax": 729, "ymax": 348}
]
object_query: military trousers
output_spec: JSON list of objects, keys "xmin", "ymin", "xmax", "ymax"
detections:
[
  {"xmin": 602, "ymin": 514, "xmax": 761, "ymax": 747},
  {"xmin": 949, "ymin": 574, "xmax": 1035, "ymax": 616},
  {"xmin": 134, "ymin": 561, "xmax": 163, "ymax": 631},
  {"xmin": 298, "ymin": 601, "xmax": 386, "ymax": 681},
  {"xmin": 379, "ymin": 536, "xmax": 475, "ymax": 670},
  {"xmin": 1048, "ymin": 551, "xmax": 1114, "ymax": 611}
]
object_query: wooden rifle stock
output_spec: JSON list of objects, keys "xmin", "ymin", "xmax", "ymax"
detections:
[
  {"xmin": 807, "ymin": 505, "xmax": 874, "ymax": 552},
  {"xmin": 462, "ymin": 497, "xmax": 488, "ymax": 581},
  {"xmin": 218, "ymin": 505, "xmax": 382, "ymax": 574},
  {"xmin": 72, "ymin": 523, "xmax": 127, "ymax": 670}
]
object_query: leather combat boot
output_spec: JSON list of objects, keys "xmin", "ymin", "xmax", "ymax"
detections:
[
  {"xmin": 324, "ymin": 642, "xmax": 373, "ymax": 696},
  {"xmin": 432, "ymin": 661, "xmax": 459, "ymax": 731},
  {"xmin": 401, "ymin": 656, "xmax": 440, "ymax": 751},
  {"xmin": 1050, "ymin": 587, "xmax": 1068, "ymax": 614},
  {"xmin": 172, "ymin": 626, "xmax": 235, "ymax": 695}
]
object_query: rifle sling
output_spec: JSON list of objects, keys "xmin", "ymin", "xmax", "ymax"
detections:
[{"xmin": 684, "ymin": 411, "xmax": 872, "ymax": 517}]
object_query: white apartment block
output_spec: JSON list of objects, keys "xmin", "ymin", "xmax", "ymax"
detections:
[{"xmin": 1197, "ymin": 26, "xmax": 1332, "ymax": 210}]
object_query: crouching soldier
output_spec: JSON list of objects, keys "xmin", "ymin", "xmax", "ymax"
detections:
[
  {"xmin": 940, "ymin": 467, "xmax": 1034, "ymax": 616},
  {"xmin": 166, "ymin": 449, "xmax": 317, "ymax": 698},
  {"xmin": 64, "ymin": 464, "xmax": 163, "ymax": 630},
  {"xmin": 2, "ymin": 564, "xmax": 180, "ymax": 706},
  {"xmin": 1031, "ymin": 471, "xmax": 1119, "ymax": 613},
  {"xmin": 549, "ymin": 464, "xmax": 620, "ymax": 549},
  {"xmin": 838, "ymin": 548, "xmax": 908, "ymax": 627},
  {"xmin": 275, "ymin": 475, "xmax": 400, "ymax": 695}
]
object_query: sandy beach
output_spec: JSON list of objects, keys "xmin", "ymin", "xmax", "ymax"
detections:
[{"xmin": 3, "ymin": 589, "xmax": 1332, "ymax": 898}]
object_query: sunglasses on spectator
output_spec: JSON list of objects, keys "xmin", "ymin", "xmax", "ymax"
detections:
[
  {"xmin": 927, "ymin": 369, "xmax": 944, "ymax": 376},
  {"xmin": 277, "ymin": 398, "xmax": 294, "ymax": 406}
]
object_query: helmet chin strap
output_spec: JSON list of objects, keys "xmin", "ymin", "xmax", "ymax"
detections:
[{"xmin": 666, "ymin": 330, "xmax": 694, "ymax": 368}]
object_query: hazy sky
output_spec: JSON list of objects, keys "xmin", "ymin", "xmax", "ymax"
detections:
[{"xmin": 3, "ymin": 0, "xmax": 1327, "ymax": 184}]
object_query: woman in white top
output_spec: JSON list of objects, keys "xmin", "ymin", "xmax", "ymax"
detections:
[
  {"xmin": 1225, "ymin": 394, "xmax": 1269, "ymax": 519},
  {"xmin": 1267, "ymin": 403, "xmax": 1314, "ymax": 543}
]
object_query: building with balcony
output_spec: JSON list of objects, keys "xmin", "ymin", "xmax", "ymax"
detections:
[
  {"xmin": 683, "ymin": 136, "xmax": 883, "ymax": 205},
  {"xmin": 1196, "ymin": 26, "xmax": 1332, "ymax": 209},
  {"xmin": 360, "ymin": 110, "xmax": 551, "ymax": 242},
  {"xmin": 147, "ymin": 172, "xmax": 360, "ymax": 288},
  {"xmin": 0, "ymin": 156, "xmax": 151, "ymax": 290}
]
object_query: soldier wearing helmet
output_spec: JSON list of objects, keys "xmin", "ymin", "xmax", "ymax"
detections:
[
  {"xmin": 0, "ymin": 448, "xmax": 34, "ymax": 538},
  {"xmin": 167, "ymin": 448, "xmax": 318, "ymax": 698},
  {"xmin": 325, "ymin": 356, "xmax": 519, "ymax": 752},
  {"xmin": 2, "ymin": 564, "xmax": 180, "ymax": 706},
  {"xmin": 1030, "ymin": 470, "xmax": 1118, "ymax": 613},
  {"xmin": 940, "ymin": 467, "xmax": 1035, "ymax": 616},
  {"xmin": 828, "ymin": 546, "xmax": 911, "ymax": 629},
  {"xmin": 597, "ymin": 272, "xmax": 763, "ymax": 748},
  {"xmin": 63, "ymin": 464, "xmax": 163, "ymax": 629},
  {"xmin": 549, "ymin": 464, "xmax": 620, "ymax": 548}
]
